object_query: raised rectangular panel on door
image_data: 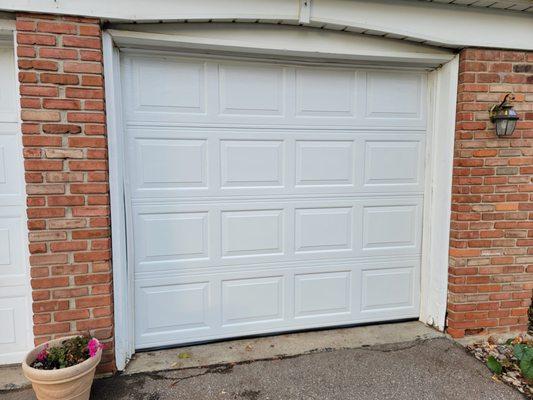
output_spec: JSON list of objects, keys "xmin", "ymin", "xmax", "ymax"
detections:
[
  {"xmin": 294, "ymin": 271, "xmax": 351, "ymax": 319},
  {"xmin": 361, "ymin": 199, "xmax": 422, "ymax": 256},
  {"xmin": 133, "ymin": 138, "xmax": 208, "ymax": 191},
  {"xmin": 295, "ymin": 68, "xmax": 356, "ymax": 117},
  {"xmin": 295, "ymin": 141, "xmax": 354, "ymax": 187},
  {"xmin": 221, "ymin": 209, "xmax": 284, "ymax": 258},
  {"xmin": 122, "ymin": 53, "xmax": 428, "ymax": 349},
  {"xmin": 220, "ymin": 140, "xmax": 284, "ymax": 188},
  {"xmin": 0, "ymin": 47, "xmax": 17, "ymax": 123},
  {"xmin": 126, "ymin": 55, "xmax": 206, "ymax": 120},
  {"xmin": 218, "ymin": 64, "xmax": 284, "ymax": 116},
  {"xmin": 362, "ymin": 136, "xmax": 425, "ymax": 192},
  {"xmin": 364, "ymin": 71, "xmax": 426, "ymax": 127},
  {"xmin": 135, "ymin": 276, "xmax": 212, "ymax": 348},
  {"xmin": 0, "ymin": 44, "xmax": 31, "ymax": 364},
  {"xmin": 221, "ymin": 276, "xmax": 284, "ymax": 327},
  {"xmin": 295, "ymin": 207, "xmax": 353, "ymax": 254},
  {"xmin": 360, "ymin": 261, "xmax": 420, "ymax": 320}
]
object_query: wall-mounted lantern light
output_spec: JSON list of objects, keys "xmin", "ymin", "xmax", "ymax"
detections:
[{"xmin": 489, "ymin": 93, "xmax": 519, "ymax": 137}]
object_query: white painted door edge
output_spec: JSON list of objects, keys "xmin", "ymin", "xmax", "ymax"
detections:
[
  {"xmin": 104, "ymin": 29, "xmax": 457, "ymax": 370},
  {"xmin": 103, "ymin": 31, "xmax": 136, "ymax": 371},
  {"xmin": 420, "ymin": 56, "xmax": 458, "ymax": 331}
]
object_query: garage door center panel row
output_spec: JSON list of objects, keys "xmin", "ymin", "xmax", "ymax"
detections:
[{"xmin": 120, "ymin": 53, "xmax": 428, "ymax": 349}]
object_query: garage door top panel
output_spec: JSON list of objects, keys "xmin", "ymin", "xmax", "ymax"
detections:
[{"xmin": 122, "ymin": 54, "xmax": 427, "ymax": 129}]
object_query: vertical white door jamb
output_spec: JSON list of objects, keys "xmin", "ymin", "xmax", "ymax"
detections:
[
  {"xmin": 103, "ymin": 31, "xmax": 132, "ymax": 371},
  {"xmin": 419, "ymin": 55, "xmax": 459, "ymax": 331}
]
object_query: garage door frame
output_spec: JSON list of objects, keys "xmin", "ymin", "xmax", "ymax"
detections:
[{"xmin": 103, "ymin": 28, "xmax": 459, "ymax": 370}]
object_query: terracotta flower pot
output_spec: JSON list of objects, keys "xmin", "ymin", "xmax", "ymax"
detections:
[{"xmin": 22, "ymin": 336, "xmax": 102, "ymax": 400}]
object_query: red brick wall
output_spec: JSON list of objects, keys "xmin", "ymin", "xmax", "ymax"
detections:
[
  {"xmin": 447, "ymin": 49, "xmax": 533, "ymax": 338},
  {"xmin": 16, "ymin": 13, "xmax": 114, "ymax": 373}
]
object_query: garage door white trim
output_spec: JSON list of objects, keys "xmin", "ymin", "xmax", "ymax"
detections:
[{"xmin": 103, "ymin": 29, "xmax": 458, "ymax": 370}]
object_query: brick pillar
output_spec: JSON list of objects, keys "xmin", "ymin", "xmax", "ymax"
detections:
[
  {"xmin": 447, "ymin": 49, "xmax": 533, "ymax": 338},
  {"xmin": 16, "ymin": 13, "xmax": 114, "ymax": 372}
]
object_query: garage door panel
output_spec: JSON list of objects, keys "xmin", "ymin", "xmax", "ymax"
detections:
[
  {"xmin": 133, "ymin": 138, "xmax": 208, "ymax": 190},
  {"xmin": 360, "ymin": 263, "xmax": 419, "ymax": 318},
  {"xmin": 295, "ymin": 140, "xmax": 355, "ymax": 187},
  {"xmin": 0, "ymin": 293, "xmax": 30, "ymax": 357},
  {"xmin": 0, "ymin": 213, "xmax": 26, "ymax": 279},
  {"xmin": 295, "ymin": 68, "xmax": 356, "ymax": 117},
  {"xmin": 363, "ymin": 138, "xmax": 424, "ymax": 190},
  {"xmin": 221, "ymin": 209, "xmax": 285, "ymax": 258},
  {"xmin": 130, "ymin": 56, "xmax": 207, "ymax": 114},
  {"xmin": 123, "ymin": 54, "xmax": 426, "ymax": 129},
  {"xmin": 294, "ymin": 271, "xmax": 352, "ymax": 318},
  {"xmin": 0, "ymin": 132, "xmax": 25, "ymax": 206},
  {"xmin": 219, "ymin": 64, "xmax": 285, "ymax": 116},
  {"xmin": 294, "ymin": 207, "xmax": 353, "ymax": 254},
  {"xmin": 0, "ymin": 48, "xmax": 17, "ymax": 123},
  {"xmin": 124, "ymin": 53, "xmax": 427, "ymax": 349},
  {"xmin": 220, "ymin": 139, "xmax": 284, "ymax": 188},
  {"xmin": 135, "ymin": 278, "xmax": 213, "ymax": 346},
  {"xmin": 136, "ymin": 211, "xmax": 209, "ymax": 263},
  {"xmin": 221, "ymin": 276, "xmax": 284, "ymax": 326},
  {"xmin": 133, "ymin": 197, "xmax": 421, "ymax": 276},
  {"xmin": 127, "ymin": 128, "xmax": 425, "ymax": 198},
  {"xmin": 364, "ymin": 71, "xmax": 425, "ymax": 121},
  {"xmin": 361, "ymin": 201, "xmax": 422, "ymax": 256},
  {"xmin": 134, "ymin": 258, "xmax": 419, "ymax": 349}
]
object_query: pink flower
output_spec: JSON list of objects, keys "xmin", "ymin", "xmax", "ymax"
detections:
[
  {"xmin": 36, "ymin": 344, "xmax": 48, "ymax": 362},
  {"xmin": 87, "ymin": 338, "xmax": 103, "ymax": 357}
]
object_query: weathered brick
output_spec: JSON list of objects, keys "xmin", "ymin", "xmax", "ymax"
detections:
[
  {"xmin": 39, "ymin": 48, "xmax": 78, "ymax": 60},
  {"xmin": 40, "ymin": 73, "xmax": 79, "ymax": 85},
  {"xmin": 448, "ymin": 48, "xmax": 533, "ymax": 340},
  {"xmin": 63, "ymin": 35, "xmax": 101, "ymax": 49},
  {"xmin": 17, "ymin": 33, "xmax": 56, "ymax": 46},
  {"xmin": 42, "ymin": 124, "xmax": 82, "ymax": 134},
  {"xmin": 17, "ymin": 13, "xmax": 113, "ymax": 373}
]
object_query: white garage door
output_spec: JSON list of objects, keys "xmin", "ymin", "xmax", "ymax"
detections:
[
  {"xmin": 0, "ymin": 43, "xmax": 32, "ymax": 364},
  {"xmin": 121, "ymin": 52, "xmax": 427, "ymax": 349}
]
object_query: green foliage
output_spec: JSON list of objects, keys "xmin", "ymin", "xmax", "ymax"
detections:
[
  {"xmin": 513, "ymin": 344, "xmax": 527, "ymax": 361},
  {"xmin": 513, "ymin": 344, "xmax": 533, "ymax": 380},
  {"xmin": 31, "ymin": 336, "xmax": 90, "ymax": 370},
  {"xmin": 487, "ymin": 356, "xmax": 502, "ymax": 375}
]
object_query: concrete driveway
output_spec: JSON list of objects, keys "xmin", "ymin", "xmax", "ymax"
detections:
[{"xmin": 1, "ymin": 337, "xmax": 523, "ymax": 400}]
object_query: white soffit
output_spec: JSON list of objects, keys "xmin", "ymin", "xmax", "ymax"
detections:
[
  {"xmin": 311, "ymin": 0, "xmax": 533, "ymax": 50},
  {"xmin": 0, "ymin": 0, "xmax": 532, "ymax": 49},
  {"xmin": 107, "ymin": 23, "xmax": 455, "ymax": 67},
  {"xmin": 422, "ymin": 0, "xmax": 533, "ymax": 12}
]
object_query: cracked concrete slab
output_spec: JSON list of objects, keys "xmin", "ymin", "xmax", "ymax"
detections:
[
  {"xmin": 2, "ymin": 337, "xmax": 523, "ymax": 400},
  {"xmin": 125, "ymin": 321, "xmax": 443, "ymax": 374}
]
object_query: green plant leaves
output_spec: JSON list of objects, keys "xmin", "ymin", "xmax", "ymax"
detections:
[
  {"xmin": 511, "ymin": 344, "xmax": 533, "ymax": 380},
  {"xmin": 519, "ymin": 349, "xmax": 533, "ymax": 380},
  {"xmin": 513, "ymin": 344, "xmax": 527, "ymax": 361},
  {"xmin": 30, "ymin": 336, "xmax": 91, "ymax": 370},
  {"xmin": 487, "ymin": 356, "xmax": 503, "ymax": 375}
]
